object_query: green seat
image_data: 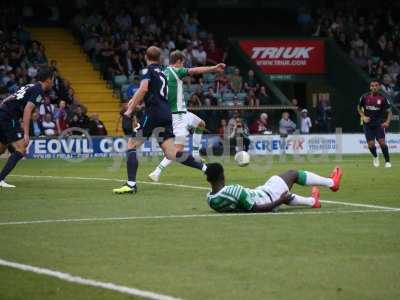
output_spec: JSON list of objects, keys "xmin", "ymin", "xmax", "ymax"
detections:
[{"xmin": 113, "ymin": 75, "xmax": 128, "ymax": 88}]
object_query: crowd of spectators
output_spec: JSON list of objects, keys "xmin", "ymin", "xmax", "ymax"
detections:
[
  {"xmin": 70, "ymin": 1, "xmax": 284, "ymax": 133},
  {"xmin": 299, "ymin": 3, "xmax": 400, "ymax": 106},
  {"xmin": 0, "ymin": 17, "xmax": 107, "ymax": 137}
]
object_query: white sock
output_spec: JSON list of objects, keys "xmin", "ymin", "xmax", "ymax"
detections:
[
  {"xmin": 156, "ymin": 157, "xmax": 172, "ymax": 174},
  {"xmin": 300, "ymin": 171, "xmax": 333, "ymax": 187},
  {"xmin": 202, "ymin": 164, "xmax": 207, "ymax": 172},
  {"xmin": 287, "ymin": 193, "xmax": 315, "ymax": 207},
  {"xmin": 127, "ymin": 181, "xmax": 136, "ymax": 187},
  {"xmin": 192, "ymin": 129, "xmax": 203, "ymax": 151}
]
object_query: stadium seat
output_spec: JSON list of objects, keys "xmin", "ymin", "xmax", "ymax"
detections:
[
  {"xmin": 203, "ymin": 73, "xmax": 216, "ymax": 83},
  {"xmin": 113, "ymin": 75, "xmax": 128, "ymax": 88}
]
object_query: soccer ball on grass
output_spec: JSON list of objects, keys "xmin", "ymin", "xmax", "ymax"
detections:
[{"xmin": 234, "ymin": 151, "xmax": 250, "ymax": 167}]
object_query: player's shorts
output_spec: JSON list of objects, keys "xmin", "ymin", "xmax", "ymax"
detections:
[
  {"xmin": 254, "ymin": 176, "xmax": 289, "ymax": 205},
  {"xmin": 172, "ymin": 111, "xmax": 203, "ymax": 144},
  {"xmin": 132, "ymin": 113, "xmax": 174, "ymax": 145},
  {"xmin": 0, "ymin": 115, "xmax": 23, "ymax": 145},
  {"xmin": 363, "ymin": 124, "xmax": 385, "ymax": 141}
]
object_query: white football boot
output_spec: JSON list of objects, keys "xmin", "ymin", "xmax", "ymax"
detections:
[{"xmin": 0, "ymin": 180, "xmax": 16, "ymax": 188}]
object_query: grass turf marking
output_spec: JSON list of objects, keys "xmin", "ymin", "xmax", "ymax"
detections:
[
  {"xmin": 0, "ymin": 258, "xmax": 181, "ymax": 300},
  {"xmin": 0, "ymin": 209, "xmax": 399, "ymax": 226}
]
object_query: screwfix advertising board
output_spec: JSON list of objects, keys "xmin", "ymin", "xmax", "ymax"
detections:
[{"xmin": 239, "ymin": 39, "xmax": 326, "ymax": 74}]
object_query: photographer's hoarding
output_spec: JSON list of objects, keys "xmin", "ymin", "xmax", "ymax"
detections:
[
  {"xmin": 239, "ymin": 39, "xmax": 325, "ymax": 74},
  {"xmin": 24, "ymin": 134, "xmax": 400, "ymax": 159}
]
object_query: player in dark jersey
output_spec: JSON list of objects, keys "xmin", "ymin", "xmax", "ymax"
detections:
[
  {"xmin": 113, "ymin": 46, "xmax": 207, "ymax": 194},
  {"xmin": 357, "ymin": 79, "xmax": 392, "ymax": 168},
  {"xmin": 0, "ymin": 67, "xmax": 54, "ymax": 188}
]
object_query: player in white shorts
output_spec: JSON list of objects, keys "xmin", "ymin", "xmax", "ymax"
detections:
[
  {"xmin": 205, "ymin": 163, "xmax": 343, "ymax": 213},
  {"xmin": 149, "ymin": 50, "xmax": 225, "ymax": 182}
]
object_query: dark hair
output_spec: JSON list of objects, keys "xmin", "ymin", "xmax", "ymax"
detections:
[
  {"xmin": 205, "ymin": 163, "xmax": 224, "ymax": 183},
  {"xmin": 170, "ymin": 50, "xmax": 186, "ymax": 64},
  {"xmin": 145, "ymin": 46, "xmax": 161, "ymax": 62},
  {"xmin": 369, "ymin": 79, "xmax": 381, "ymax": 85},
  {"xmin": 36, "ymin": 67, "xmax": 54, "ymax": 82}
]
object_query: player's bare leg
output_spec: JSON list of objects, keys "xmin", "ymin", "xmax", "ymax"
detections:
[
  {"xmin": 378, "ymin": 138, "xmax": 391, "ymax": 168},
  {"xmin": 367, "ymin": 140, "xmax": 379, "ymax": 167},
  {"xmin": 113, "ymin": 137, "xmax": 144, "ymax": 194},
  {"xmin": 160, "ymin": 138, "xmax": 206, "ymax": 171},
  {"xmin": 0, "ymin": 139, "xmax": 26, "ymax": 188},
  {"xmin": 149, "ymin": 143, "xmax": 184, "ymax": 182},
  {"xmin": 278, "ymin": 167, "xmax": 343, "ymax": 208}
]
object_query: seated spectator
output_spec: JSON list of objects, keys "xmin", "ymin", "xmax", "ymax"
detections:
[
  {"xmin": 189, "ymin": 93, "xmax": 202, "ymax": 107},
  {"xmin": 69, "ymin": 105, "xmax": 90, "ymax": 131},
  {"xmin": 108, "ymin": 54, "xmax": 124, "ymax": 79},
  {"xmin": 250, "ymin": 113, "xmax": 269, "ymax": 134},
  {"xmin": 42, "ymin": 113, "xmax": 57, "ymax": 136},
  {"xmin": 204, "ymin": 87, "xmax": 218, "ymax": 106},
  {"xmin": 29, "ymin": 112, "xmax": 43, "ymax": 137},
  {"xmin": 39, "ymin": 96, "xmax": 56, "ymax": 119},
  {"xmin": 229, "ymin": 68, "xmax": 243, "ymax": 93},
  {"xmin": 89, "ymin": 113, "xmax": 107, "ymax": 136},
  {"xmin": 54, "ymin": 100, "xmax": 69, "ymax": 133},
  {"xmin": 300, "ymin": 109, "xmax": 312, "ymax": 134},
  {"xmin": 246, "ymin": 90, "xmax": 259, "ymax": 107},
  {"xmin": 206, "ymin": 40, "xmax": 225, "ymax": 65},
  {"xmin": 279, "ymin": 112, "xmax": 296, "ymax": 136},
  {"xmin": 192, "ymin": 44, "xmax": 207, "ymax": 66},
  {"xmin": 258, "ymin": 86, "xmax": 270, "ymax": 105}
]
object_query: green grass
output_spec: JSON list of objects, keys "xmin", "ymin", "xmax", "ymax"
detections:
[{"xmin": 0, "ymin": 155, "xmax": 400, "ymax": 300}]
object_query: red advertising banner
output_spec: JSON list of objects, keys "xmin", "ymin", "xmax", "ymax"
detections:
[{"xmin": 239, "ymin": 40, "xmax": 325, "ymax": 74}]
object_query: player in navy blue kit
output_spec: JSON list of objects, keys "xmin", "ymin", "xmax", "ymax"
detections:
[
  {"xmin": 357, "ymin": 79, "xmax": 392, "ymax": 168},
  {"xmin": 113, "ymin": 46, "xmax": 207, "ymax": 194},
  {"xmin": 0, "ymin": 67, "xmax": 54, "ymax": 188}
]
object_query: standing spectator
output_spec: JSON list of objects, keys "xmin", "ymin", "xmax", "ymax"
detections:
[
  {"xmin": 89, "ymin": 113, "xmax": 107, "ymax": 136},
  {"xmin": 54, "ymin": 100, "xmax": 68, "ymax": 133},
  {"xmin": 29, "ymin": 112, "xmax": 43, "ymax": 137},
  {"xmin": 300, "ymin": 109, "xmax": 312, "ymax": 134},
  {"xmin": 228, "ymin": 116, "xmax": 250, "ymax": 153},
  {"xmin": 39, "ymin": 96, "xmax": 55, "ymax": 119},
  {"xmin": 244, "ymin": 69, "xmax": 257, "ymax": 91},
  {"xmin": 42, "ymin": 113, "xmax": 57, "ymax": 136},
  {"xmin": 218, "ymin": 118, "xmax": 228, "ymax": 138},
  {"xmin": 250, "ymin": 113, "xmax": 269, "ymax": 134},
  {"xmin": 229, "ymin": 68, "xmax": 243, "ymax": 93},
  {"xmin": 279, "ymin": 112, "xmax": 297, "ymax": 136},
  {"xmin": 315, "ymin": 99, "xmax": 332, "ymax": 133}
]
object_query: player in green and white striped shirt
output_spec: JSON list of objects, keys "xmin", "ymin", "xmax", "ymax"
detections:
[
  {"xmin": 149, "ymin": 50, "xmax": 225, "ymax": 182},
  {"xmin": 205, "ymin": 163, "xmax": 343, "ymax": 213}
]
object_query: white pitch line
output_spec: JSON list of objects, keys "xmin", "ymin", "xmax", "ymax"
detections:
[
  {"xmin": 0, "ymin": 209, "xmax": 399, "ymax": 226},
  {"xmin": 0, "ymin": 258, "xmax": 181, "ymax": 300},
  {"xmin": 9, "ymin": 174, "xmax": 400, "ymax": 211}
]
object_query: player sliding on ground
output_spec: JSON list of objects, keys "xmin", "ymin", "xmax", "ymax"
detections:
[
  {"xmin": 205, "ymin": 163, "xmax": 343, "ymax": 213},
  {"xmin": 149, "ymin": 50, "xmax": 225, "ymax": 182},
  {"xmin": 113, "ymin": 46, "xmax": 207, "ymax": 194}
]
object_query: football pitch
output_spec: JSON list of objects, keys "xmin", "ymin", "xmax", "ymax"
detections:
[{"xmin": 0, "ymin": 154, "xmax": 399, "ymax": 300}]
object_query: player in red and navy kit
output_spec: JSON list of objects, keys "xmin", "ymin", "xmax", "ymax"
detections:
[
  {"xmin": 0, "ymin": 67, "xmax": 54, "ymax": 187},
  {"xmin": 113, "ymin": 46, "xmax": 207, "ymax": 194},
  {"xmin": 357, "ymin": 79, "xmax": 392, "ymax": 168}
]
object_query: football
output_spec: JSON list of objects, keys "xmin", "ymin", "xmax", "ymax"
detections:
[{"xmin": 234, "ymin": 151, "xmax": 251, "ymax": 166}]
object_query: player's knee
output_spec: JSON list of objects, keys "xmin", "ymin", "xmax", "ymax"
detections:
[
  {"xmin": 367, "ymin": 141, "xmax": 375, "ymax": 148},
  {"xmin": 13, "ymin": 144, "xmax": 26, "ymax": 155}
]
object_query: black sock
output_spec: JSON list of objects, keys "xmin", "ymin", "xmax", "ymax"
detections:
[
  {"xmin": 369, "ymin": 146, "xmax": 377, "ymax": 158},
  {"xmin": 126, "ymin": 149, "xmax": 138, "ymax": 183},
  {"xmin": 0, "ymin": 151, "xmax": 24, "ymax": 181},
  {"xmin": 176, "ymin": 151, "xmax": 204, "ymax": 170},
  {"xmin": 380, "ymin": 144, "xmax": 390, "ymax": 162}
]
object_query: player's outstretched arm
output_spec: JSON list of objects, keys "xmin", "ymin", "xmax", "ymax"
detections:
[
  {"xmin": 125, "ymin": 80, "xmax": 149, "ymax": 116},
  {"xmin": 22, "ymin": 102, "xmax": 35, "ymax": 146},
  {"xmin": 252, "ymin": 192, "xmax": 289, "ymax": 212},
  {"xmin": 188, "ymin": 63, "xmax": 226, "ymax": 76}
]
